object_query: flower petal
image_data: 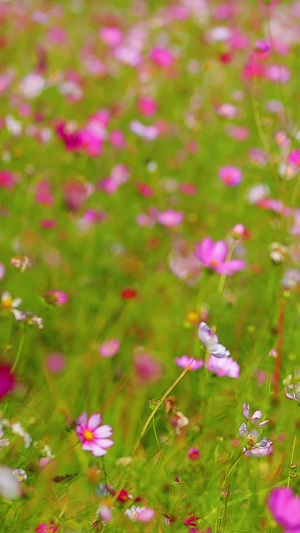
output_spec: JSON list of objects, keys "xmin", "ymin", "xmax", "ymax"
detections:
[{"xmin": 87, "ymin": 413, "xmax": 102, "ymax": 430}]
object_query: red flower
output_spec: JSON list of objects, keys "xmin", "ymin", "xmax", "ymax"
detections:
[{"xmin": 121, "ymin": 288, "xmax": 137, "ymax": 300}]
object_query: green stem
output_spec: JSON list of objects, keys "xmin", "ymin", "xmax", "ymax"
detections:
[
  {"xmin": 132, "ymin": 366, "xmax": 190, "ymax": 454},
  {"xmin": 11, "ymin": 329, "xmax": 26, "ymax": 373},
  {"xmin": 287, "ymin": 435, "xmax": 297, "ymax": 488}
]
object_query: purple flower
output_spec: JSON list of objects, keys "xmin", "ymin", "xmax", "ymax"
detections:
[
  {"xmin": 242, "ymin": 403, "xmax": 269, "ymax": 427},
  {"xmin": 243, "ymin": 434, "xmax": 273, "ymax": 457},
  {"xmin": 284, "ymin": 370, "xmax": 300, "ymax": 402},
  {"xmin": 268, "ymin": 487, "xmax": 300, "ymax": 533},
  {"xmin": 239, "ymin": 403, "xmax": 272, "ymax": 458},
  {"xmin": 198, "ymin": 322, "xmax": 230, "ymax": 359},
  {"xmin": 174, "ymin": 356, "xmax": 204, "ymax": 370},
  {"xmin": 195, "ymin": 237, "xmax": 245, "ymax": 275}
]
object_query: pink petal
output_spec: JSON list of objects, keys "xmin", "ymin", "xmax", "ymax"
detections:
[
  {"xmin": 199, "ymin": 237, "xmax": 213, "ymax": 258},
  {"xmin": 93, "ymin": 424, "xmax": 113, "ymax": 439},
  {"xmin": 211, "ymin": 240, "xmax": 228, "ymax": 263},
  {"xmin": 87, "ymin": 413, "xmax": 102, "ymax": 430},
  {"xmin": 217, "ymin": 259, "xmax": 245, "ymax": 275},
  {"xmin": 94, "ymin": 438, "xmax": 114, "ymax": 449}
]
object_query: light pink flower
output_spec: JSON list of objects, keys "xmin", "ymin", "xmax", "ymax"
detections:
[
  {"xmin": 76, "ymin": 413, "xmax": 114, "ymax": 457},
  {"xmin": 175, "ymin": 356, "xmax": 204, "ymax": 370},
  {"xmin": 265, "ymin": 64, "xmax": 290, "ymax": 83},
  {"xmin": 99, "ymin": 339, "xmax": 120, "ymax": 358},
  {"xmin": 99, "ymin": 26, "xmax": 123, "ymax": 47},
  {"xmin": 219, "ymin": 165, "xmax": 243, "ymax": 186},
  {"xmin": 129, "ymin": 120, "xmax": 159, "ymax": 141},
  {"xmin": 157, "ymin": 209, "xmax": 183, "ymax": 227},
  {"xmin": 125, "ymin": 506, "xmax": 155, "ymax": 522},
  {"xmin": 216, "ymin": 103, "xmax": 237, "ymax": 119},
  {"xmin": 134, "ymin": 350, "xmax": 164, "ymax": 383},
  {"xmin": 207, "ymin": 355, "xmax": 239, "ymax": 378},
  {"xmin": 46, "ymin": 353, "xmax": 66, "ymax": 373},
  {"xmin": 195, "ymin": 237, "xmax": 245, "ymax": 275}
]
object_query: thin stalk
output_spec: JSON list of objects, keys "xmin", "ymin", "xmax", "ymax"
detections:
[
  {"xmin": 273, "ymin": 299, "xmax": 285, "ymax": 395},
  {"xmin": 11, "ymin": 329, "xmax": 26, "ymax": 373},
  {"xmin": 132, "ymin": 366, "xmax": 190, "ymax": 454}
]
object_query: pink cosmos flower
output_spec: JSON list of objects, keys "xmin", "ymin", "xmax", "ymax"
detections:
[
  {"xmin": 174, "ymin": 356, "xmax": 204, "ymax": 370},
  {"xmin": 265, "ymin": 64, "xmax": 290, "ymax": 83},
  {"xmin": 150, "ymin": 47, "xmax": 174, "ymax": 68},
  {"xmin": 0, "ymin": 170, "xmax": 15, "ymax": 189},
  {"xmin": 219, "ymin": 166, "xmax": 243, "ymax": 186},
  {"xmin": 195, "ymin": 237, "xmax": 245, "ymax": 275},
  {"xmin": 110, "ymin": 130, "xmax": 126, "ymax": 149},
  {"xmin": 157, "ymin": 209, "xmax": 183, "ymax": 227},
  {"xmin": 99, "ymin": 339, "xmax": 120, "ymax": 358},
  {"xmin": 138, "ymin": 97, "xmax": 157, "ymax": 117},
  {"xmin": 44, "ymin": 290, "xmax": 68, "ymax": 306},
  {"xmin": 268, "ymin": 487, "xmax": 300, "ymax": 533},
  {"xmin": 35, "ymin": 521, "xmax": 59, "ymax": 532},
  {"xmin": 134, "ymin": 350, "xmax": 164, "ymax": 383},
  {"xmin": 129, "ymin": 120, "xmax": 159, "ymax": 141},
  {"xmin": 125, "ymin": 506, "xmax": 155, "ymax": 522},
  {"xmin": 76, "ymin": 413, "xmax": 114, "ymax": 457},
  {"xmin": 216, "ymin": 103, "xmax": 237, "ymax": 119},
  {"xmin": 46, "ymin": 353, "xmax": 66, "ymax": 373},
  {"xmin": 99, "ymin": 26, "xmax": 123, "ymax": 48},
  {"xmin": 206, "ymin": 355, "xmax": 240, "ymax": 378},
  {"xmin": 254, "ymin": 40, "xmax": 271, "ymax": 54}
]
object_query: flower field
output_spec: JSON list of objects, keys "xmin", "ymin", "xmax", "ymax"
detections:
[{"xmin": 0, "ymin": 0, "xmax": 300, "ymax": 531}]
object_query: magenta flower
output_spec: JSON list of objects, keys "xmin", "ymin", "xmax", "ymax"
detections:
[
  {"xmin": 268, "ymin": 487, "xmax": 300, "ymax": 533},
  {"xmin": 289, "ymin": 150, "xmax": 300, "ymax": 167},
  {"xmin": 174, "ymin": 356, "xmax": 204, "ymax": 370},
  {"xmin": 150, "ymin": 47, "xmax": 174, "ymax": 68},
  {"xmin": 187, "ymin": 447, "xmax": 200, "ymax": 460},
  {"xmin": 0, "ymin": 364, "xmax": 16, "ymax": 400},
  {"xmin": 76, "ymin": 413, "xmax": 114, "ymax": 457},
  {"xmin": 195, "ymin": 237, "xmax": 245, "ymax": 275},
  {"xmin": 219, "ymin": 165, "xmax": 243, "ymax": 186},
  {"xmin": 99, "ymin": 339, "xmax": 120, "ymax": 358},
  {"xmin": 35, "ymin": 522, "xmax": 59, "ymax": 533}
]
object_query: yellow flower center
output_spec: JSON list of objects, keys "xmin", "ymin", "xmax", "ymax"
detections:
[
  {"xmin": 248, "ymin": 436, "xmax": 257, "ymax": 447},
  {"xmin": 83, "ymin": 430, "xmax": 94, "ymax": 441},
  {"xmin": 2, "ymin": 296, "xmax": 13, "ymax": 309}
]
